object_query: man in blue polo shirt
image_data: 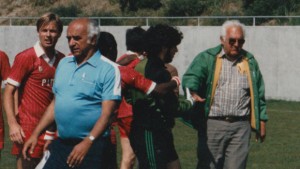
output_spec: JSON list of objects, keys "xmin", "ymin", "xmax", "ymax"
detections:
[{"xmin": 22, "ymin": 18, "xmax": 121, "ymax": 169}]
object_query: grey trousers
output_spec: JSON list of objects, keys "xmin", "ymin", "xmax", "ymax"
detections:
[{"xmin": 197, "ymin": 119, "xmax": 251, "ymax": 169}]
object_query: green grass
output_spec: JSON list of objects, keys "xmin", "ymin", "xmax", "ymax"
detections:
[
  {"xmin": 1, "ymin": 100, "xmax": 300, "ymax": 169},
  {"xmin": 246, "ymin": 100, "xmax": 300, "ymax": 169}
]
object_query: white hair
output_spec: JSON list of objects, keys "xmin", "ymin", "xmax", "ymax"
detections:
[
  {"xmin": 87, "ymin": 19, "xmax": 100, "ymax": 44},
  {"xmin": 221, "ymin": 20, "xmax": 246, "ymax": 39}
]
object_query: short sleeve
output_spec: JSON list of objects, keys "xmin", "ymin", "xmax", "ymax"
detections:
[
  {"xmin": 101, "ymin": 65, "xmax": 121, "ymax": 101},
  {"xmin": 7, "ymin": 52, "xmax": 35, "ymax": 87},
  {"xmin": 0, "ymin": 51, "xmax": 11, "ymax": 82}
]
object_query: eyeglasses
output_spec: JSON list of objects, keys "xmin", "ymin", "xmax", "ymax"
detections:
[{"xmin": 228, "ymin": 38, "xmax": 245, "ymax": 45}]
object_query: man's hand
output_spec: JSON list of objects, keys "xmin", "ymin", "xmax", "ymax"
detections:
[
  {"xmin": 67, "ymin": 138, "xmax": 93, "ymax": 168},
  {"xmin": 185, "ymin": 88, "xmax": 205, "ymax": 105},
  {"xmin": 9, "ymin": 122, "xmax": 25, "ymax": 144},
  {"xmin": 22, "ymin": 135, "xmax": 38, "ymax": 160},
  {"xmin": 43, "ymin": 130, "xmax": 56, "ymax": 152},
  {"xmin": 191, "ymin": 92, "xmax": 206, "ymax": 102},
  {"xmin": 256, "ymin": 121, "xmax": 266, "ymax": 143},
  {"xmin": 43, "ymin": 140, "xmax": 52, "ymax": 152},
  {"xmin": 171, "ymin": 76, "xmax": 181, "ymax": 87}
]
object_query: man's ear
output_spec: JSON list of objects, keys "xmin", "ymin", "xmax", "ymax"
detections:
[
  {"xmin": 90, "ymin": 35, "xmax": 97, "ymax": 46},
  {"xmin": 158, "ymin": 47, "xmax": 168, "ymax": 61},
  {"xmin": 161, "ymin": 47, "xmax": 168, "ymax": 55},
  {"xmin": 220, "ymin": 36, "xmax": 225, "ymax": 45},
  {"xmin": 220, "ymin": 36, "xmax": 224, "ymax": 42}
]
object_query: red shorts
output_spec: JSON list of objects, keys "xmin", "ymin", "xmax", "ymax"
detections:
[
  {"xmin": 117, "ymin": 117, "xmax": 133, "ymax": 138},
  {"xmin": 110, "ymin": 122, "xmax": 117, "ymax": 145},
  {"xmin": 11, "ymin": 130, "xmax": 46, "ymax": 158}
]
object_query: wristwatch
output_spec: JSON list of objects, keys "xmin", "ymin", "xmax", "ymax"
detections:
[{"xmin": 88, "ymin": 135, "xmax": 95, "ymax": 142}]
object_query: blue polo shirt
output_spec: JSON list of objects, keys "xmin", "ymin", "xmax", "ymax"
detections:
[{"xmin": 53, "ymin": 51, "xmax": 121, "ymax": 139}]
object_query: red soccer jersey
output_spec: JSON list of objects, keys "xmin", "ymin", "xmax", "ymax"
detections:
[
  {"xmin": 0, "ymin": 50, "xmax": 11, "ymax": 150},
  {"xmin": 118, "ymin": 66, "xmax": 155, "ymax": 118},
  {"xmin": 7, "ymin": 45, "xmax": 64, "ymax": 133}
]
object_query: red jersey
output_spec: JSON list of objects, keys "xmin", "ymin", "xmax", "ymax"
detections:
[
  {"xmin": 118, "ymin": 66, "xmax": 155, "ymax": 118},
  {"xmin": 7, "ymin": 43, "xmax": 64, "ymax": 133},
  {"xmin": 0, "ymin": 50, "xmax": 11, "ymax": 150}
]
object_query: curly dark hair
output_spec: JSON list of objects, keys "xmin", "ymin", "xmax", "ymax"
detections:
[{"xmin": 144, "ymin": 24, "xmax": 183, "ymax": 58}]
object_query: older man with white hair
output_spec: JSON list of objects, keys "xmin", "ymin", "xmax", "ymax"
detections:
[
  {"xmin": 182, "ymin": 20, "xmax": 268, "ymax": 169},
  {"xmin": 22, "ymin": 18, "xmax": 121, "ymax": 169}
]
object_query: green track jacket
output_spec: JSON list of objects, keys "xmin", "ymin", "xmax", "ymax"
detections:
[{"xmin": 182, "ymin": 45, "xmax": 268, "ymax": 133}]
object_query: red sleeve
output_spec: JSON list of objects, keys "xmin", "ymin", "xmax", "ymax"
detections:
[
  {"xmin": 126, "ymin": 58, "xmax": 141, "ymax": 69},
  {"xmin": 0, "ymin": 51, "xmax": 11, "ymax": 82},
  {"xmin": 0, "ymin": 110, "xmax": 3, "ymax": 149},
  {"xmin": 0, "ymin": 50, "xmax": 11, "ymax": 150},
  {"xmin": 7, "ymin": 50, "xmax": 35, "ymax": 87},
  {"xmin": 119, "ymin": 66, "xmax": 155, "ymax": 94}
]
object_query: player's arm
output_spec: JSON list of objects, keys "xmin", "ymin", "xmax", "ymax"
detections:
[
  {"xmin": 67, "ymin": 100, "xmax": 118, "ymax": 168},
  {"xmin": 121, "ymin": 66, "xmax": 179, "ymax": 96},
  {"xmin": 0, "ymin": 52, "xmax": 10, "ymax": 157},
  {"xmin": 0, "ymin": 106, "xmax": 3, "ymax": 156},
  {"xmin": 117, "ymin": 54, "xmax": 138, "ymax": 66},
  {"xmin": 4, "ymin": 84, "xmax": 25, "ymax": 144},
  {"xmin": 14, "ymin": 89, "xmax": 19, "ymax": 115},
  {"xmin": 4, "ymin": 53, "xmax": 33, "ymax": 145},
  {"xmin": 152, "ymin": 78, "xmax": 179, "ymax": 96},
  {"xmin": 22, "ymin": 99, "xmax": 55, "ymax": 160}
]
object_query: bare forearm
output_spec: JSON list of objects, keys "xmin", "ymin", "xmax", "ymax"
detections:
[
  {"xmin": 89, "ymin": 114, "xmax": 111, "ymax": 139},
  {"xmin": 4, "ymin": 84, "xmax": 25, "ymax": 143},
  {"xmin": 13, "ymin": 90, "xmax": 18, "ymax": 115},
  {"xmin": 65, "ymin": 100, "xmax": 118, "ymax": 168},
  {"xmin": 4, "ymin": 84, "xmax": 17, "ymax": 125},
  {"xmin": 88, "ymin": 100, "xmax": 117, "ymax": 139},
  {"xmin": 152, "ymin": 80, "xmax": 177, "ymax": 95}
]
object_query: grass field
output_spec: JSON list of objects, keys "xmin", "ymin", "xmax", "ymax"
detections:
[{"xmin": 0, "ymin": 100, "xmax": 299, "ymax": 169}]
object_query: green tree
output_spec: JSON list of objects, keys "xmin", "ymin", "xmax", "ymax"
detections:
[
  {"xmin": 243, "ymin": 0, "xmax": 300, "ymax": 25},
  {"xmin": 50, "ymin": 4, "xmax": 82, "ymax": 17},
  {"xmin": 244, "ymin": 0, "xmax": 299, "ymax": 16},
  {"xmin": 120, "ymin": 0, "xmax": 137, "ymax": 11},
  {"xmin": 136, "ymin": 0, "xmax": 162, "ymax": 10},
  {"xmin": 165, "ymin": 0, "xmax": 206, "ymax": 16},
  {"xmin": 120, "ymin": 0, "xmax": 162, "ymax": 11}
]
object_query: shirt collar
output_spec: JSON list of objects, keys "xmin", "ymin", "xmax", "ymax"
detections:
[
  {"xmin": 71, "ymin": 50, "xmax": 101, "ymax": 67},
  {"xmin": 87, "ymin": 50, "xmax": 101, "ymax": 67},
  {"xmin": 220, "ymin": 48, "xmax": 242, "ymax": 64},
  {"xmin": 219, "ymin": 49, "xmax": 225, "ymax": 57},
  {"xmin": 34, "ymin": 41, "xmax": 57, "ymax": 66}
]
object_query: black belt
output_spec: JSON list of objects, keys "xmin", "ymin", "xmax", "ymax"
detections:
[
  {"xmin": 58, "ymin": 138, "xmax": 83, "ymax": 146},
  {"xmin": 208, "ymin": 116, "xmax": 249, "ymax": 123}
]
